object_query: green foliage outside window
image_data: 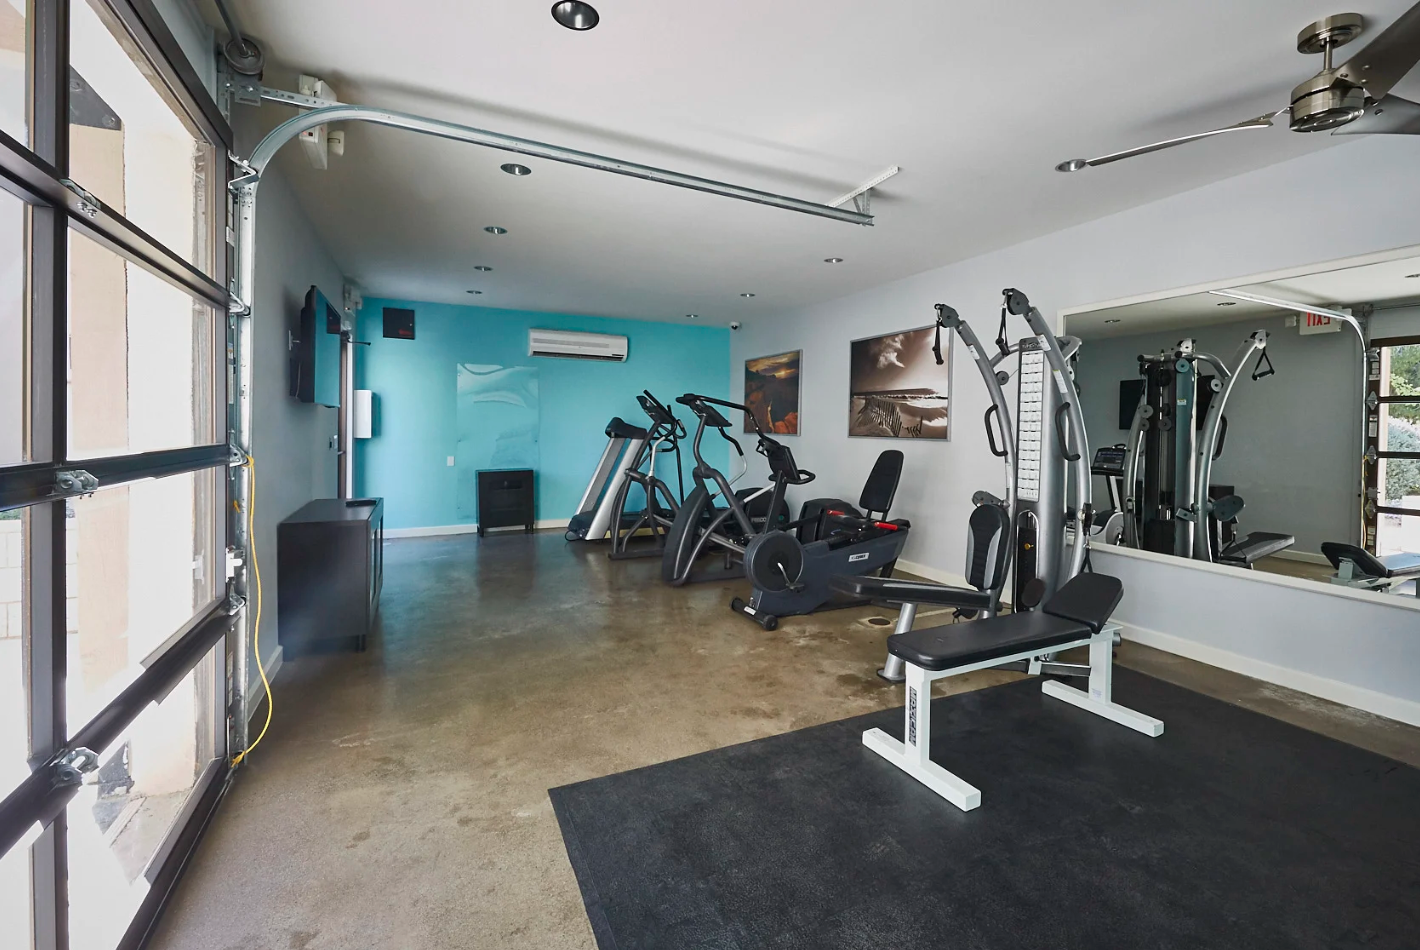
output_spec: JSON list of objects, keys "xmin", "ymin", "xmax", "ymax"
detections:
[{"xmin": 1386, "ymin": 420, "xmax": 1420, "ymax": 501}]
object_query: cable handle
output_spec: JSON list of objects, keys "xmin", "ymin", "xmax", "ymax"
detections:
[
  {"xmin": 1251, "ymin": 349, "xmax": 1275, "ymax": 381},
  {"xmin": 984, "ymin": 404, "xmax": 1007, "ymax": 458},
  {"xmin": 1054, "ymin": 403, "xmax": 1081, "ymax": 462}
]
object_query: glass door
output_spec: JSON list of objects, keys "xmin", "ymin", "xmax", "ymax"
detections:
[
  {"xmin": 1366, "ymin": 337, "xmax": 1420, "ymax": 555},
  {"xmin": 0, "ymin": 2, "xmax": 233, "ymax": 949}
]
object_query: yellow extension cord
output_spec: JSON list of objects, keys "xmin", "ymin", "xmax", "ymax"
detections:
[{"xmin": 232, "ymin": 454, "xmax": 271, "ymax": 767}]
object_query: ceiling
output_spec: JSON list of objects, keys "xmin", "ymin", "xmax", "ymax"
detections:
[
  {"xmin": 211, "ymin": 0, "xmax": 1419, "ymax": 326},
  {"xmin": 1069, "ymin": 251, "xmax": 1420, "ymax": 339}
]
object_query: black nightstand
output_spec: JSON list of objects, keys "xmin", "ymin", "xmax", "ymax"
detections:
[{"xmin": 476, "ymin": 469, "xmax": 535, "ymax": 536}]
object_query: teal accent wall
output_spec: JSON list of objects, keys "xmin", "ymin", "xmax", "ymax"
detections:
[{"xmin": 354, "ymin": 299, "xmax": 732, "ymax": 530}]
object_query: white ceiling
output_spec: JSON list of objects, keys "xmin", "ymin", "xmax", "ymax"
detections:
[
  {"xmin": 1069, "ymin": 251, "xmax": 1420, "ymax": 339},
  {"xmin": 215, "ymin": 0, "xmax": 1420, "ymax": 326}
]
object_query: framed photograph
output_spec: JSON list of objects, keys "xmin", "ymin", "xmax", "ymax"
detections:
[
  {"xmin": 744, "ymin": 350, "xmax": 801, "ymax": 434},
  {"xmin": 848, "ymin": 326, "xmax": 951, "ymax": 439}
]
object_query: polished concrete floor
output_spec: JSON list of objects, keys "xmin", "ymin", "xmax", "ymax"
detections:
[{"xmin": 149, "ymin": 531, "xmax": 1420, "ymax": 950}]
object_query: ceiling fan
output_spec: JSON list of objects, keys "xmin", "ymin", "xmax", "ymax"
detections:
[{"xmin": 1055, "ymin": 5, "xmax": 1420, "ymax": 172}]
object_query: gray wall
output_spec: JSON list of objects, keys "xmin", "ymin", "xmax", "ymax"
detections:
[
  {"xmin": 1073, "ymin": 313, "xmax": 1367, "ymax": 556},
  {"xmin": 729, "ymin": 134, "xmax": 1420, "ymax": 725},
  {"xmin": 237, "ymin": 112, "xmax": 344, "ymax": 691}
]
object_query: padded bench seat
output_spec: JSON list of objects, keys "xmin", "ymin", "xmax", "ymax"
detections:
[
  {"xmin": 1219, "ymin": 531, "xmax": 1295, "ymax": 566},
  {"xmin": 887, "ymin": 611, "xmax": 1097, "ymax": 671},
  {"xmin": 829, "ymin": 575, "xmax": 994, "ymax": 611},
  {"xmin": 1322, "ymin": 542, "xmax": 1420, "ymax": 579}
]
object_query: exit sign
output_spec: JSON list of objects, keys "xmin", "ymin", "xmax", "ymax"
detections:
[{"xmin": 1299, "ymin": 310, "xmax": 1342, "ymax": 335}]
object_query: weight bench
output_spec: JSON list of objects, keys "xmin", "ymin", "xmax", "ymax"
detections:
[
  {"xmin": 862, "ymin": 572, "xmax": 1164, "ymax": 811},
  {"xmin": 1321, "ymin": 542, "xmax": 1420, "ymax": 596}
]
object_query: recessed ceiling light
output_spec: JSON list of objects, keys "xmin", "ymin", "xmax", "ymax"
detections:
[
  {"xmin": 740, "ymin": 292, "xmax": 756, "ymax": 298},
  {"xmin": 467, "ymin": 290, "xmax": 483, "ymax": 295},
  {"xmin": 824, "ymin": 257, "xmax": 844, "ymax": 264},
  {"xmin": 1104, "ymin": 318, "xmax": 1121, "ymax": 324},
  {"xmin": 484, "ymin": 226, "xmax": 508, "ymax": 235},
  {"xmin": 501, "ymin": 163, "xmax": 532, "ymax": 176},
  {"xmin": 685, "ymin": 313, "xmax": 699, "ymax": 319},
  {"xmin": 1216, "ymin": 301, "xmax": 1237, "ymax": 307},
  {"xmin": 473, "ymin": 265, "xmax": 493, "ymax": 272},
  {"xmin": 551, "ymin": 1, "xmax": 598, "ymax": 30},
  {"xmin": 1055, "ymin": 159, "xmax": 1087, "ymax": 173}
]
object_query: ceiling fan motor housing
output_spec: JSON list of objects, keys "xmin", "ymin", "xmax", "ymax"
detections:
[
  {"xmin": 1290, "ymin": 72, "xmax": 1366, "ymax": 132},
  {"xmin": 1290, "ymin": 13, "xmax": 1367, "ymax": 132}
]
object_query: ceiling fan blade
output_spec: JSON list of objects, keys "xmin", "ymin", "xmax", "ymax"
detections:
[
  {"xmin": 1333, "ymin": 94, "xmax": 1420, "ymax": 134},
  {"xmin": 1334, "ymin": 1, "xmax": 1420, "ymax": 102},
  {"xmin": 1057, "ymin": 111, "xmax": 1284, "ymax": 171}
]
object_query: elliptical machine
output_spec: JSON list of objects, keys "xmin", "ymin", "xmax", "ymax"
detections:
[
  {"xmin": 606, "ymin": 391, "xmax": 688, "ymax": 559},
  {"xmin": 660, "ymin": 394, "xmax": 806, "ymax": 587}
]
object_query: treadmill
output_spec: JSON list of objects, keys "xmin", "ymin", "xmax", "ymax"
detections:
[{"xmin": 565, "ymin": 417, "xmax": 650, "ymax": 541}]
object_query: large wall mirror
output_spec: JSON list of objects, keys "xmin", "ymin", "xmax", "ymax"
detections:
[{"xmin": 1066, "ymin": 248, "xmax": 1420, "ymax": 601}]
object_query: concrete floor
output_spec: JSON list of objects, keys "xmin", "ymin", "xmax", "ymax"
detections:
[{"xmin": 149, "ymin": 531, "xmax": 1420, "ymax": 950}]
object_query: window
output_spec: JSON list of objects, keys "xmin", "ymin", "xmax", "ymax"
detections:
[
  {"xmin": 0, "ymin": 2, "xmax": 230, "ymax": 947},
  {"xmin": 0, "ymin": 187, "xmax": 25, "ymax": 465},
  {"xmin": 67, "ymin": 645, "xmax": 220, "ymax": 950},
  {"xmin": 0, "ymin": 504, "xmax": 29, "ymax": 949},
  {"xmin": 67, "ymin": 228, "xmax": 218, "ymax": 460},
  {"xmin": 0, "ymin": 0, "xmax": 28, "ymax": 145},
  {"xmin": 69, "ymin": 0, "xmax": 215, "ymax": 274},
  {"xmin": 0, "ymin": 838, "xmax": 32, "ymax": 950},
  {"xmin": 1369, "ymin": 340, "xmax": 1420, "ymax": 555},
  {"xmin": 66, "ymin": 469, "xmax": 220, "ymax": 727},
  {"xmin": 1, "ymin": 506, "xmax": 27, "ymax": 780}
]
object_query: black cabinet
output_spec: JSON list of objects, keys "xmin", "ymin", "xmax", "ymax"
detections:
[
  {"xmin": 278, "ymin": 498, "xmax": 383, "ymax": 654},
  {"xmin": 476, "ymin": 469, "xmax": 535, "ymax": 536}
]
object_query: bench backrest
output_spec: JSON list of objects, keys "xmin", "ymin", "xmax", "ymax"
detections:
[{"xmin": 964, "ymin": 503, "xmax": 1010, "ymax": 593}]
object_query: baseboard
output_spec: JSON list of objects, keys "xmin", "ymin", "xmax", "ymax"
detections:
[
  {"xmin": 384, "ymin": 518, "xmax": 571, "ymax": 539},
  {"xmin": 1119, "ymin": 622, "xmax": 1420, "ymax": 728},
  {"xmin": 245, "ymin": 645, "xmax": 283, "ymax": 722},
  {"xmin": 1271, "ymin": 549, "xmax": 1330, "ymax": 566}
]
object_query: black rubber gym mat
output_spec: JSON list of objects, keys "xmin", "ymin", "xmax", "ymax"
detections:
[{"xmin": 549, "ymin": 668, "xmax": 1419, "ymax": 949}]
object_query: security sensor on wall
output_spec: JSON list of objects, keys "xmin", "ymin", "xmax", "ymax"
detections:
[{"xmin": 730, "ymin": 321, "xmax": 741, "ymax": 330}]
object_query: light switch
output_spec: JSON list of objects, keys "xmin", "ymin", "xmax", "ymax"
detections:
[{"xmin": 447, "ymin": 456, "xmax": 455, "ymax": 467}]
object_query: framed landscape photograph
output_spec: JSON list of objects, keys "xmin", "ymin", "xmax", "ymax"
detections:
[
  {"xmin": 744, "ymin": 350, "xmax": 801, "ymax": 434},
  {"xmin": 848, "ymin": 326, "xmax": 950, "ymax": 439}
]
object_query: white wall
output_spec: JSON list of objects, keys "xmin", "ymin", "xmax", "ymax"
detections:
[
  {"xmin": 238, "ymin": 110, "xmax": 344, "ymax": 691},
  {"xmin": 731, "ymin": 134, "xmax": 1420, "ymax": 725},
  {"xmin": 1074, "ymin": 311, "xmax": 1364, "ymax": 556}
]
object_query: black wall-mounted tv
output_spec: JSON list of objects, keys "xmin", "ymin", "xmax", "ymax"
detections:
[{"xmin": 291, "ymin": 285, "xmax": 342, "ymax": 407}]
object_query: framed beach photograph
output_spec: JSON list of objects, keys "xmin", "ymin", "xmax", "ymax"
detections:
[
  {"xmin": 744, "ymin": 350, "xmax": 801, "ymax": 434},
  {"xmin": 848, "ymin": 326, "xmax": 951, "ymax": 439}
]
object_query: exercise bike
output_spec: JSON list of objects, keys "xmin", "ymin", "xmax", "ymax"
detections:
[
  {"xmin": 660, "ymin": 394, "xmax": 804, "ymax": 587},
  {"xmin": 730, "ymin": 451, "xmax": 911, "ymax": 630},
  {"xmin": 606, "ymin": 391, "xmax": 688, "ymax": 559}
]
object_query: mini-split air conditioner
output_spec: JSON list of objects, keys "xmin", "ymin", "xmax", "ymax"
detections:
[{"xmin": 528, "ymin": 328, "xmax": 628, "ymax": 362}]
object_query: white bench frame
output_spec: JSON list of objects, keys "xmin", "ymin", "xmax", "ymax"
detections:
[{"xmin": 863, "ymin": 622, "xmax": 1164, "ymax": 811}]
